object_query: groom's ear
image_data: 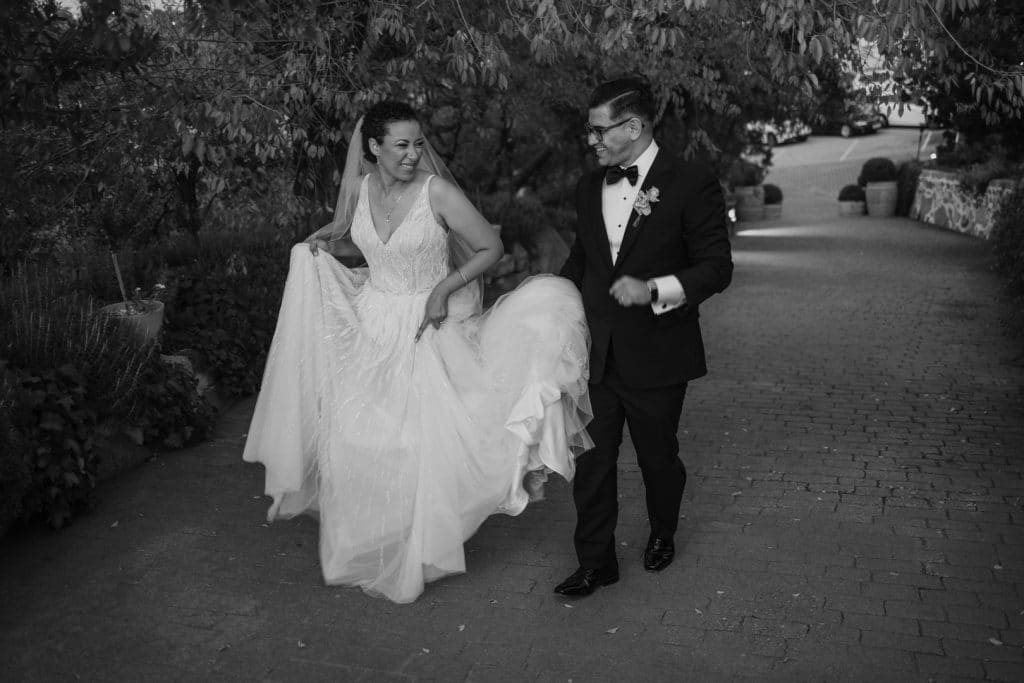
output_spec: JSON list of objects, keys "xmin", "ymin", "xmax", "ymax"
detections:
[{"xmin": 628, "ymin": 117, "xmax": 644, "ymax": 140}]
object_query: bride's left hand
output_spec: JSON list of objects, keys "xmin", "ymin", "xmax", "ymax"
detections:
[{"xmin": 415, "ymin": 283, "xmax": 453, "ymax": 341}]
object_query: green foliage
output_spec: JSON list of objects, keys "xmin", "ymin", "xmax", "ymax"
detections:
[
  {"xmin": 762, "ymin": 184, "xmax": 783, "ymax": 205},
  {"xmin": 990, "ymin": 182, "xmax": 1024, "ymax": 352},
  {"xmin": 0, "ymin": 374, "xmax": 31, "ymax": 534},
  {"xmin": 129, "ymin": 358, "xmax": 216, "ymax": 450},
  {"xmin": 4, "ymin": 362, "xmax": 101, "ymax": 529},
  {"xmin": 895, "ymin": 161, "xmax": 923, "ymax": 216},
  {"xmin": 992, "ymin": 183, "xmax": 1024, "ymax": 299},
  {"xmin": 858, "ymin": 158, "xmax": 898, "ymax": 186},
  {"xmin": 0, "ymin": 266, "xmax": 152, "ymax": 407},
  {"xmin": 0, "ymin": 259, "xmax": 215, "ymax": 530},
  {"xmin": 726, "ymin": 159, "xmax": 765, "ymax": 188},
  {"xmin": 838, "ymin": 184, "xmax": 865, "ymax": 202},
  {"xmin": 956, "ymin": 160, "xmax": 1024, "ymax": 198},
  {"xmin": 162, "ymin": 235, "xmax": 291, "ymax": 398}
]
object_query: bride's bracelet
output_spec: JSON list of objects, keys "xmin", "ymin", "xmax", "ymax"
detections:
[{"xmin": 456, "ymin": 268, "xmax": 469, "ymax": 286}]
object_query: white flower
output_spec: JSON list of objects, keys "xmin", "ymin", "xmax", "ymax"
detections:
[{"xmin": 633, "ymin": 186, "xmax": 661, "ymax": 218}]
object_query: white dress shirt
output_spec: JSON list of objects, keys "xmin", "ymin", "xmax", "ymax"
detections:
[{"xmin": 601, "ymin": 141, "xmax": 686, "ymax": 315}]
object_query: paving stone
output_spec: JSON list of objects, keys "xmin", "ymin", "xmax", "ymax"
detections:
[{"xmin": 4, "ymin": 157, "xmax": 1024, "ymax": 680}]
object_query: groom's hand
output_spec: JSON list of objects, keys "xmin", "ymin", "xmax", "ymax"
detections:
[{"xmin": 609, "ymin": 276, "xmax": 652, "ymax": 307}]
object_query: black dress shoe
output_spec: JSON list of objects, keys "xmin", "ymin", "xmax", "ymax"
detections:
[
  {"xmin": 553, "ymin": 566, "xmax": 619, "ymax": 596},
  {"xmin": 643, "ymin": 537, "xmax": 675, "ymax": 572}
]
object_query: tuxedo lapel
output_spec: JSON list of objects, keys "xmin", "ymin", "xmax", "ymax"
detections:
[
  {"xmin": 613, "ymin": 150, "xmax": 673, "ymax": 272},
  {"xmin": 586, "ymin": 172, "xmax": 614, "ymax": 273}
]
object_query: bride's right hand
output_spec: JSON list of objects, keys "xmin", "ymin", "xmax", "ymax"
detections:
[{"xmin": 306, "ymin": 237, "xmax": 329, "ymax": 255}]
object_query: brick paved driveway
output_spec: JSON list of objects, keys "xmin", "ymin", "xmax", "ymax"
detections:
[{"xmin": 2, "ymin": 163, "xmax": 1023, "ymax": 681}]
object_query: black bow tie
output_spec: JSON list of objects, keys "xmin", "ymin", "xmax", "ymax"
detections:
[{"xmin": 605, "ymin": 165, "xmax": 639, "ymax": 186}]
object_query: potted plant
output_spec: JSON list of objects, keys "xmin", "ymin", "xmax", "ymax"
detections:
[
  {"xmin": 762, "ymin": 183, "xmax": 783, "ymax": 219},
  {"xmin": 838, "ymin": 184, "xmax": 866, "ymax": 216},
  {"xmin": 99, "ymin": 254, "xmax": 166, "ymax": 343},
  {"xmin": 858, "ymin": 157, "xmax": 898, "ymax": 217},
  {"xmin": 728, "ymin": 158, "xmax": 765, "ymax": 222}
]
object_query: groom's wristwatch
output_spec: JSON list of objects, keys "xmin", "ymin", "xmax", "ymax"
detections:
[{"xmin": 646, "ymin": 279, "xmax": 659, "ymax": 303}]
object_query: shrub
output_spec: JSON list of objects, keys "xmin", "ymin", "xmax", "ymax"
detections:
[
  {"xmin": 895, "ymin": 161, "xmax": 923, "ymax": 216},
  {"xmin": 990, "ymin": 182, "xmax": 1024, "ymax": 355},
  {"xmin": 478, "ymin": 192, "xmax": 576, "ymax": 254},
  {"xmin": 8, "ymin": 363, "xmax": 104, "ymax": 529},
  {"xmin": 128, "ymin": 358, "xmax": 217, "ymax": 449},
  {"xmin": 0, "ymin": 374, "xmax": 31, "ymax": 534},
  {"xmin": 763, "ymin": 184, "xmax": 783, "ymax": 205},
  {"xmin": 726, "ymin": 158, "xmax": 765, "ymax": 188},
  {"xmin": 0, "ymin": 266, "xmax": 152, "ymax": 413},
  {"xmin": 957, "ymin": 159, "xmax": 1024, "ymax": 198},
  {"xmin": 163, "ymin": 234, "xmax": 291, "ymax": 397},
  {"xmin": 857, "ymin": 157, "xmax": 898, "ymax": 185},
  {"xmin": 992, "ymin": 183, "xmax": 1024, "ymax": 298},
  {"xmin": 838, "ymin": 184, "xmax": 866, "ymax": 201}
]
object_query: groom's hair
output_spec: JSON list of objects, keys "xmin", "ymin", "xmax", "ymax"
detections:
[{"xmin": 589, "ymin": 76, "xmax": 656, "ymax": 123}]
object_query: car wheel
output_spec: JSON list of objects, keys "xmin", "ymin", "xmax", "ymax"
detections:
[
  {"xmin": 840, "ymin": 124, "xmax": 852, "ymax": 138},
  {"xmin": 766, "ymin": 133, "xmax": 778, "ymax": 147}
]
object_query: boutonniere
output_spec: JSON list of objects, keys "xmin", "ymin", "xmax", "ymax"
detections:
[{"xmin": 631, "ymin": 186, "xmax": 660, "ymax": 227}]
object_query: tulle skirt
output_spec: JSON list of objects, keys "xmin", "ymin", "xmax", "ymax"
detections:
[{"xmin": 242, "ymin": 245, "xmax": 592, "ymax": 603}]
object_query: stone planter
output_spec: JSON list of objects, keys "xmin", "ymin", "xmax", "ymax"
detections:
[
  {"xmin": 911, "ymin": 169, "xmax": 1020, "ymax": 239},
  {"xmin": 99, "ymin": 299, "xmax": 165, "ymax": 342},
  {"xmin": 838, "ymin": 200, "xmax": 866, "ymax": 216},
  {"xmin": 865, "ymin": 180, "xmax": 898, "ymax": 216},
  {"xmin": 734, "ymin": 184, "xmax": 765, "ymax": 222},
  {"xmin": 763, "ymin": 203, "xmax": 782, "ymax": 220}
]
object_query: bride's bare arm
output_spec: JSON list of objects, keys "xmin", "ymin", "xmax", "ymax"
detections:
[
  {"xmin": 430, "ymin": 177, "xmax": 504, "ymax": 278},
  {"xmin": 415, "ymin": 178, "xmax": 504, "ymax": 341}
]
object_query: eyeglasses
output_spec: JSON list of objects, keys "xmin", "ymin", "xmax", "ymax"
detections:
[{"xmin": 584, "ymin": 117, "xmax": 635, "ymax": 141}]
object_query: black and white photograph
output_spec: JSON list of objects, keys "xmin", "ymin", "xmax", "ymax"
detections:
[{"xmin": 2, "ymin": 0, "xmax": 1023, "ymax": 680}]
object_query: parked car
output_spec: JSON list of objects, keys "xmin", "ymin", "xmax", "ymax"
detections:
[
  {"xmin": 814, "ymin": 106, "xmax": 882, "ymax": 137},
  {"xmin": 858, "ymin": 104, "xmax": 889, "ymax": 129},
  {"xmin": 745, "ymin": 118, "xmax": 812, "ymax": 147}
]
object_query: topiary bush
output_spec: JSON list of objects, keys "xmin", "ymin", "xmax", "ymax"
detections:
[
  {"xmin": 838, "ymin": 184, "xmax": 866, "ymax": 201},
  {"xmin": 857, "ymin": 157, "xmax": 898, "ymax": 185},
  {"xmin": 763, "ymin": 184, "xmax": 783, "ymax": 205},
  {"xmin": 895, "ymin": 160, "xmax": 923, "ymax": 216}
]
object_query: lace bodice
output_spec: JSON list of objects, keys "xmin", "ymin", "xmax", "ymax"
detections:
[{"xmin": 351, "ymin": 175, "xmax": 449, "ymax": 295}]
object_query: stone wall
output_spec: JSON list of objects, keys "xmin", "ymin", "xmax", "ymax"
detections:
[{"xmin": 911, "ymin": 169, "xmax": 1019, "ymax": 239}]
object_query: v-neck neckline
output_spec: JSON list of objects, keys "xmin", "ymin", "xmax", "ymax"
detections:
[{"xmin": 368, "ymin": 176, "xmax": 425, "ymax": 246}]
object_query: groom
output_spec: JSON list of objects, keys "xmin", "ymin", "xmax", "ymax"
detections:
[{"xmin": 556, "ymin": 76, "xmax": 733, "ymax": 596}]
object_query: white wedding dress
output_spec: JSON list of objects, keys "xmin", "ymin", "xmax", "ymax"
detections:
[{"xmin": 243, "ymin": 175, "xmax": 593, "ymax": 603}]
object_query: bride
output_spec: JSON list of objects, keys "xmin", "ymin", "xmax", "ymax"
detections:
[{"xmin": 242, "ymin": 100, "xmax": 593, "ymax": 603}]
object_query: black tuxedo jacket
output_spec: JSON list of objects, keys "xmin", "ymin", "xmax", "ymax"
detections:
[{"xmin": 560, "ymin": 149, "xmax": 733, "ymax": 388}]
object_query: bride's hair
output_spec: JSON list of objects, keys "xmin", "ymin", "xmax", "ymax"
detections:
[{"xmin": 361, "ymin": 101, "xmax": 420, "ymax": 163}]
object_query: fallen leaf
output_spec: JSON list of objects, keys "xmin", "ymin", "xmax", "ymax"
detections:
[
  {"xmin": 694, "ymin": 608, "xmax": 703, "ymax": 615},
  {"xmin": 458, "ymin": 624, "xmax": 465, "ymax": 632},
  {"xmin": 297, "ymin": 641, "xmax": 307, "ymax": 649},
  {"xmin": 422, "ymin": 648, "xmax": 430, "ymax": 654},
  {"xmin": 989, "ymin": 638, "xmax": 1003, "ymax": 646},
  {"xmin": 563, "ymin": 604, "xmax": 574, "ymax": 609},
  {"xmin": 605, "ymin": 627, "xmax": 619, "ymax": 634},
  {"xmin": 110, "ymin": 521, "xmax": 119, "ymax": 528}
]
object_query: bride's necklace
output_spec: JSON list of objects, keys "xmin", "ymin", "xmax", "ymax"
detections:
[{"xmin": 379, "ymin": 180, "xmax": 410, "ymax": 227}]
